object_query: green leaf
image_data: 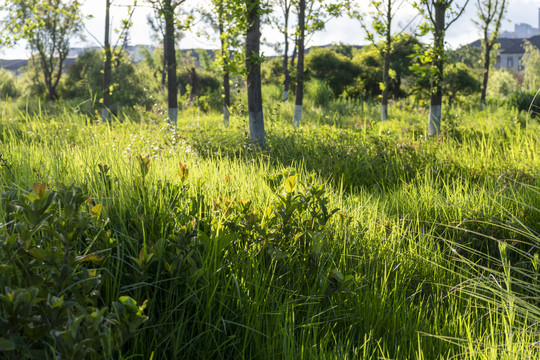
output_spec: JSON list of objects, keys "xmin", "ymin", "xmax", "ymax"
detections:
[
  {"xmin": 284, "ymin": 175, "xmax": 297, "ymax": 193},
  {"xmin": 90, "ymin": 204, "xmax": 102, "ymax": 218},
  {"xmin": 0, "ymin": 338, "xmax": 16, "ymax": 351},
  {"xmin": 27, "ymin": 248, "xmax": 49, "ymax": 261},
  {"xmin": 76, "ymin": 253, "xmax": 103, "ymax": 263}
]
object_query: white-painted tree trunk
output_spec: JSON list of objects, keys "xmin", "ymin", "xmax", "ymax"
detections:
[
  {"xmin": 249, "ymin": 110, "xmax": 265, "ymax": 146},
  {"xmin": 168, "ymin": 107, "xmax": 178, "ymax": 127},
  {"xmin": 101, "ymin": 108, "xmax": 110, "ymax": 123},
  {"xmin": 428, "ymin": 105, "xmax": 441, "ymax": 136},
  {"xmin": 283, "ymin": 90, "xmax": 289, "ymax": 101},
  {"xmin": 293, "ymin": 104, "xmax": 302, "ymax": 127},
  {"xmin": 223, "ymin": 106, "xmax": 230, "ymax": 128},
  {"xmin": 381, "ymin": 104, "xmax": 388, "ymax": 122}
]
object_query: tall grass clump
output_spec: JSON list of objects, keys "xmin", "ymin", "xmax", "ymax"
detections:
[{"xmin": 424, "ymin": 181, "xmax": 540, "ymax": 359}]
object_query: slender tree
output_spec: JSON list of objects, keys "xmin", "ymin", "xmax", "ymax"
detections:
[
  {"xmin": 201, "ymin": 0, "xmax": 244, "ymax": 127},
  {"xmin": 474, "ymin": 0, "xmax": 507, "ymax": 107},
  {"xmin": 147, "ymin": 10, "xmax": 184, "ymax": 88},
  {"xmin": 101, "ymin": 1, "xmax": 136, "ymax": 122},
  {"xmin": 147, "ymin": 0, "xmax": 189, "ymax": 126},
  {"xmin": 357, "ymin": 0, "xmax": 416, "ymax": 122},
  {"xmin": 292, "ymin": 0, "xmax": 348, "ymax": 126},
  {"xmin": 293, "ymin": 0, "xmax": 305, "ymax": 127},
  {"xmin": 102, "ymin": 0, "xmax": 112, "ymax": 122},
  {"xmin": 269, "ymin": 0, "xmax": 296, "ymax": 100},
  {"xmin": 245, "ymin": 0, "xmax": 266, "ymax": 146},
  {"xmin": 1, "ymin": 0, "xmax": 83, "ymax": 102},
  {"xmin": 415, "ymin": 0, "xmax": 469, "ymax": 135}
]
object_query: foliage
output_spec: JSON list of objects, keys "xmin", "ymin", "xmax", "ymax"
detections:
[
  {"xmin": 16, "ymin": 57, "xmax": 51, "ymax": 99},
  {"xmin": 522, "ymin": 40, "xmax": 540, "ymax": 92},
  {"xmin": 443, "ymin": 62, "xmax": 481, "ymax": 105},
  {"xmin": 487, "ymin": 68, "xmax": 519, "ymax": 99},
  {"xmin": 306, "ymin": 47, "xmax": 361, "ymax": 97},
  {"xmin": 350, "ymin": 45, "xmax": 383, "ymax": 98},
  {"xmin": 447, "ymin": 44, "xmax": 483, "ymax": 71},
  {"xmin": 0, "ymin": 184, "xmax": 147, "ymax": 359},
  {"xmin": 328, "ymin": 42, "xmax": 355, "ymax": 58},
  {"xmin": 0, "ymin": 0, "xmax": 83, "ymax": 100},
  {"xmin": 199, "ymin": 0, "xmax": 245, "ymax": 75},
  {"xmin": 506, "ymin": 90, "xmax": 540, "ymax": 116},
  {"xmin": 305, "ymin": 79, "xmax": 334, "ymax": 107},
  {"xmin": 262, "ymin": 56, "xmax": 285, "ymax": 85},
  {"xmin": 65, "ymin": 49, "xmax": 150, "ymax": 111},
  {"xmin": 0, "ymin": 69, "xmax": 20, "ymax": 99}
]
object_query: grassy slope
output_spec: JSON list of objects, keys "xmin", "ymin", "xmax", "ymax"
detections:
[{"xmin": 0, "ymin": 97, "xmax": 539, "ymax": 359}]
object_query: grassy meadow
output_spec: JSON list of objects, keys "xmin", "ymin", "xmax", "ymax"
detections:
[{"xmin": 0, "ymin": 91, "xmax": 539, "ymax": 359}]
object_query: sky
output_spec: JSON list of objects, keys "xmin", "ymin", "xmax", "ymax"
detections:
[{"xmin": 1, "ymin": 0, "xmax": 539, "ymax": 59}]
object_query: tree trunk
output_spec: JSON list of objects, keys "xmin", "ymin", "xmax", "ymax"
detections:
[
  {"xmin": 480, "ymin": 41, "xmax": 492, "ymax": 108},
  {"xmin": 381, "ymin": 48, "xmax": 390, "ymax": 121},
  {"xmin": 290, "ymin": 34, "xmax": 297, "ymax": 71},
  {"xmin": 381, "ymin": 0, "xmax": 391, "ymax": 122},
  {"xmin": 189, "ymin": 67, "xmax": 198, "ymax": 103},
  {"xmin": 161, "ymin": 42, "xmax": 167, "ymax": 87},
  {"xmin": 102, "ymin": 0, "xmax": 112, "ymax": 123},
  {"xmin": 293, "ymin": 0, "xmax": 305, "ymax": 127},
  {"xmin": 164, "ymin": 0, "xmax": 178, "ymax": 126},
  {"xmin": 223, "ymin": 71, "xmax": 231, "ymax": 127},
  {"xmin": 246, "ymin": 0, "xmax": 265, "ymax": 146},
  {"xmin": 37, "ymin": 48, "xmax": 59, "ymax": 103},
  {"xmin": 283, "ymin": 9, "xmax": 290, "ymax": 101},
  {"xmin": 219, "ymin": 9, "xmax": 230, "ymax": 127},
  {"xmin": 428, "ymin": 2, "xmax": 446, "ymax": 136}
]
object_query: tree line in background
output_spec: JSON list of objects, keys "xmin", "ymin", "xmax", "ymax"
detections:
[{"xmin": 1, "ymin": 0, "xmax": 538, "ymax": 145}]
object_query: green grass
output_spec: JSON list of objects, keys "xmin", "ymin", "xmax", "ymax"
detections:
[{"xmin": 0, "ymin": 96, "xmax": 539, "ymax": 359}]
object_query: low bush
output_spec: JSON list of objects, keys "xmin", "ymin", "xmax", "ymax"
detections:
[
  {"xmin": 0, "ymin": 69, "xmax": 20, "ymax": 99},
  {"xmin": 0, "ymin": 184, "xmax": 147, "ymax": 359}
]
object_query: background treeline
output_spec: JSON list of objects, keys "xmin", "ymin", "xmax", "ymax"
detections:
[
  {"xmin": 1, "ymin": 39, "xmax": 538, "ymax": 114},
  {"xmin": 2, "ymin": 36, "xmax": 539, "ymax": 116}
]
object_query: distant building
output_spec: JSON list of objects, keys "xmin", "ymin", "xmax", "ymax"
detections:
[
  {"xmin": 469, "ymin": 37, "xmax": 524, "ymax": 71},
  {"xmin": 499, "ymin": 35, "xmax": 540, "ymax": 72},
  {"xmin": 500, "ymin": 8, "xmax": 540, "ymax": 38},
  {"xmin": 470, "ymin": 33, "xmax": 540, "ymax": 73}
]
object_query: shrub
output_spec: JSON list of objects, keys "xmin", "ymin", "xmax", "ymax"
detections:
[
  {"xmin": 306, "ymin": 79, "xmax": 334, "ymax": 107},
  {"xmin": 0, "ymin": 69, "xmax": 20, "ymax": 98},
  {"xmin": 306, "ymin": 47, "xmax": 361, "ymax": 96},
  {"xmin": 444, "ymin": 62, "xmax": 481, "ymax": 106},
  {"xmin": 0, "ymin": 184, "xmax": 147, "ymax": 359},
  {"xmin": 487, "ymin": 69, "xmax": 519, "ymax": 99},
  {"xmin": 64, "ymin": 49, "xmax": 150, "ymax": 111},
  {"xmin": 522, "ymin": 40, "xmax": 540, "ymax": 92},
  {"xmin": 262, "ymin": 56, "xmax": 285, "ymax": 85},
  {"xmin": 178, "ymin": 69, "xmax": 221, "ymax": 95},
  {"xmin": 506, "ymin": 90, "xmax": 540, "ymax": 116}
]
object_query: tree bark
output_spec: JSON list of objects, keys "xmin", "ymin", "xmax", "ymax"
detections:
[
  {"xmin": 218, "ymin": 7, "xmax": 231, "ymax": 127},
  {"xmin": 478, "ymin": 0, "xmax": 507, "ymax": 108},
  {"xmin": 380, "ymin": 0, "xmax": 392, "ymax": 122},
  {"xmin": 189, "ymin": 67, "xmax": 198, "ymax": 103},
  {"xmin": 102, "ymin": 0, "xmax": 112, "ymax": 123},
  {"xmin": 480, "ymin": 41, "xmax": 491, "ymax": 107},
  {"xmin": 428, "ymin": 2, "xmax": 446, "ymax": 136},
  {"xmin": 164, "ymin": 0, "xmax": 178, "ymax": 126},
  {"xmin": 293, "ymin": 0, "xmax": 305, "ymax": 127},
  {"xmin": 290, "ymin": 34, "xmax": 297, "ymax": 72},
  {"xmin": 246, "ymin": 0, "xmax": 265, "ymax": 146},
  {"xmin": 282, "ymin": 6, "xmax": 290, "ymax": 101}
]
